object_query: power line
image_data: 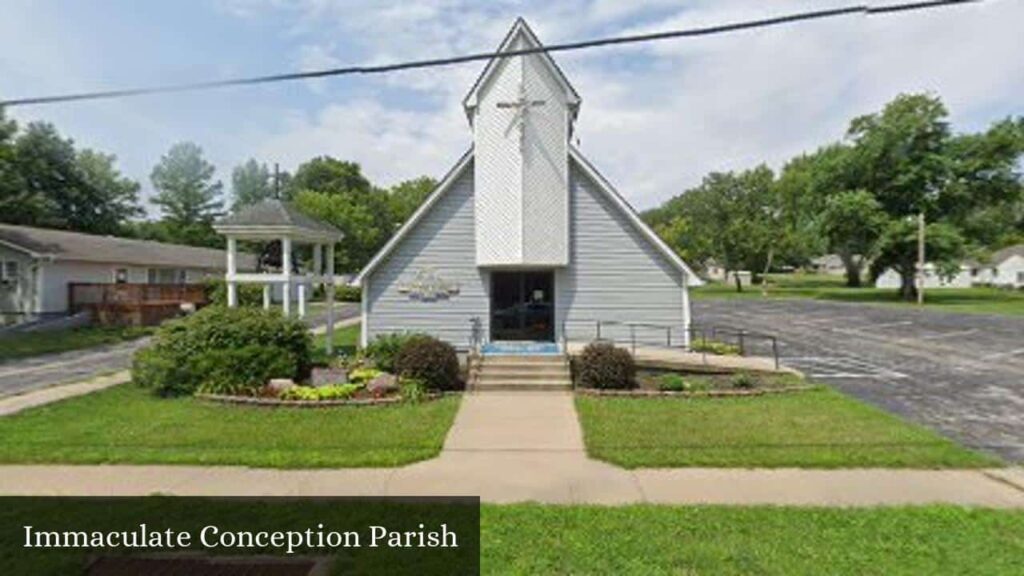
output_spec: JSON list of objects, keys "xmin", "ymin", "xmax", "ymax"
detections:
[{"xmin": 0, "ymin": 0, "xmax": 981, "ymax": 108}]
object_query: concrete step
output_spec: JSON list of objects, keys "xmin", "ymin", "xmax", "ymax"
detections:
[
  {"xmin": 478, "ymin": 368, "xmax": 571, "ymax": 379},
  {"xmin": 474, "ymin": 380, "xmax": 573, "ymax": 391},
  {"xmin": 481, "ymin": 355, "xmax": 568, "ymax": 366}
]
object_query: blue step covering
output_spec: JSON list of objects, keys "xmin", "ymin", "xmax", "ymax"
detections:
[{"xmin": 482, "ymin": 341, "xmax": 561, "ymax": 355}]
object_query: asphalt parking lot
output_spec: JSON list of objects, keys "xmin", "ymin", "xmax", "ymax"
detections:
[{"xmin": 694, "ymin": 298, "xmax": 1024, "ymax": 463}]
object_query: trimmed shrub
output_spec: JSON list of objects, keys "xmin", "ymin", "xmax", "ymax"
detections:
[
  {"xmin": 204, "ymin": 279, "xmax": 264, "ymax": 307},
  {"xmin": 194, "ymin": 345, "xmax": 297, "ymax": 396},
  {"xmin": 577, "ymin": 342, "xmax": 636, "ymax": 389},
  {"xmin": 133, "ymin": 306, "xmax": 312, "ymax": 397},
  {"xmin": 365, "ymin": 332, "xmax": 426, "ymax": 373},
  {"xmin": 393, "ymin": 335, "xmax": 460, "ymax": 391},
  {"xmin": 348, "ymin": 367, "xmax": 383, "ymax": 385}
]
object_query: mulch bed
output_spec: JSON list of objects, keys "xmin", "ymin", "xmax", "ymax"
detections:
[
  {"xmin": 575, "ymin": 385, "xmax": 816, "ymax": 398},
  {"xmin": 194, "ymin": 391, "xmax": 459, "ymax": 408}
]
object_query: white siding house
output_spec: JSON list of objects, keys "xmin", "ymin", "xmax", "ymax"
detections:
[
  {"xmin": 971, "ymin": 245, "xmax": 1024, "ymax": 288},
  {"xmin": 0, "ymin": 224, "xmax": 254, "ymax": 322},
  {"xmin": 353, "ymin": 19, "xmax": 700, "ymax": 351},
  {"xmin": 875, "ymin": 264, "xmax": 973, "ymax": 289}
]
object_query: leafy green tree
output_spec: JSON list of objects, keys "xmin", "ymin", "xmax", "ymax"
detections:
[
  {"xmin": 0, "ymin": 108, "xmax": 34, "ymax": 225},
  {"xmin": 11, "ymin": 122, "xmax": 140, "ymax": 234},
  {"xmin": 230, "ymin": 159, "xmax": 275, "ymax": 211},
  {"xmin": 820, "ymin": 190, "xmax": 887, "ymax": 287},
  {"xmin": 870, "ymin": 219, "xmax": 965, "ymax": 300},
  {"xmin": 653, "ymin": 167, "xmax": 777, "ymax": 292},
  {"xmin": 150, "ymin": 142, "xmax": 224, "ymax": 247},
  {"xmin": 75, "ymin": 149, "xmax": 142, "ymax": 226},
  {"xmin": 387, "ymin": 176, "xmax": 436, "ymax": 226},
  {"xmin": 289, "ymin": 156, "xmax": 391, "ymax": 272},
  {"xmin": 289, "ymin": 157, "xmax": 372, "ymax": 197}
]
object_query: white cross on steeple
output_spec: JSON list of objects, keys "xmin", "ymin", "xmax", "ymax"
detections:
[{"xmin": 497, "ymin": 82, "xmax": 546, "ymax": 153}]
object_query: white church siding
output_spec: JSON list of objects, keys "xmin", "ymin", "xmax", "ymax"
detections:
[
  {"xmin": 365, "ymin": 163, "xmax": 490, "ymax": 347},
  {"xmin": 557, "ymin": 160, "xmax": 685, "ymax": 346}
]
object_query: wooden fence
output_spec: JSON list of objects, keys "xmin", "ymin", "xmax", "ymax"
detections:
[{"xmin": 68, "ymin": 283, "xmax": 209, "ymax": 326}]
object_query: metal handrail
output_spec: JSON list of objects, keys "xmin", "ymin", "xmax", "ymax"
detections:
[{"xmin": 562, "ymin": 318, "xmax": 780, "ymax": 370}]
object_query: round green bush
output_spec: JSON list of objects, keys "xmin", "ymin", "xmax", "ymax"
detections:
[
  {"xmin": 365, "ymin": 332, "xmax": 427, "ymax": 373},
  {"xmin": 132, "ymin": 306, "xmax": 312, "ymax": 397},
  {"xmin": 393, "ymin": 335, "xmax": 460, "ymax": 391},
  {"xmin": 577, "ymin": 341, "xmax": 636, "ymax": 389}
]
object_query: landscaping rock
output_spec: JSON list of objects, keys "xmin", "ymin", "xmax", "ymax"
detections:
[
  {"xmin": 311, "ymin": 367, "xmax": 347, "ymax": 388},
  {"xmin": 267, "ymin": 378, "xmax": 295, "ymax": 394},
  {"xmin": 367, "ymin": 373, "xmax": 398, "ymax": 394}
]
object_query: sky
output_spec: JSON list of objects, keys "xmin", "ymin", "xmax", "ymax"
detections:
[{"xmin": 1, "ymin": 0, "xmax": 1022, "ymax": 215}]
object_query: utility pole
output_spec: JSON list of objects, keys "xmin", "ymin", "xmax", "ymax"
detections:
[{"xmin": 917, "ymin": 212, "xmax": 925, "ymax": 306}]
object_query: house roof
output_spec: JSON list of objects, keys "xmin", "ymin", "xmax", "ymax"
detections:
[
  {"xmin": 990, "ymin": 244, "xmax": 1024, "ymax": 265},
  {"xmin": 215, "ymin": 199, "xmax": 342, "ymax": 241},
  {"xmin": 462, "ymin": 18, "xmax": 581, "ymax": 125},
  {"xmin": 0, "ymin": 223, "xmax": 255, "ymax": 270},
  {"xmin": 352, "ymin": 147, "xmax": 702, "ymax": 287}
]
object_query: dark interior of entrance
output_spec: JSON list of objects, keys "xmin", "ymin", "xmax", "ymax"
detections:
[{"xmin": 490, "ymin": 271, "xmax": 554, "ymax": 341}]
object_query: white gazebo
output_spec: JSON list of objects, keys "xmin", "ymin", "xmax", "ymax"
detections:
[{"xmin": 214, "ymin": 200, "xmax": 344, "ymax": 353}]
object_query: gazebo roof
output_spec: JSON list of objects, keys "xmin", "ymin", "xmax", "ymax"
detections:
[{"xmin": 215, "ymin": 200, "xmax": 342, "ymax": 242}]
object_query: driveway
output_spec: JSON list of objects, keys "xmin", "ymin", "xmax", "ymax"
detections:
[
  {"xmin": 0, "ymin": 303, "xmax": 359, "ymax": 399},
  {"xmin": 694, "ymin": 298, "xmax": 1024, "ymax": 463}
]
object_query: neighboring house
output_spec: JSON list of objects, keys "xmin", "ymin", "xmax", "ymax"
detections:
[
  {"xmin": 809, "ymin": 254, "xmax": 849, "ymax": 276},
  {"xmin": 0, "ymin": 223, "xmax": 255, "ymax": 321},
  {"xmin": 702, "ymin": 259, "xmax": 726, "ymax": 282},
  {"xmin": 352, "ymin": 19, "xmax": 701, "ymax": 350},
  {"xmin": 970, "ymin": 244, "xmax": 1024, "ymax": 288},
  {"xmin": 874, "ymin": 263, "xmax": 973, "ymax": 289}
]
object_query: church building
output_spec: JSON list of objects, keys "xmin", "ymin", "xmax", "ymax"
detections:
[{"xmin": 353, "ymin": 19, "xmax": 700, "ymax": 351}]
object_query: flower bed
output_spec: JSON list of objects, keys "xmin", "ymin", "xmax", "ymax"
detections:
[{"xmin": 195, "ymin": 391, "xmax": 459, "ymax": 408}]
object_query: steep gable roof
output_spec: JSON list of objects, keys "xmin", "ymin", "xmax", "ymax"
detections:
[
  {"xmin": 351, "ymin": 148, "xmax": 702, "ymax": 287},
  {"xmin": 462, "ymin": 18, "xmax": 581, "ymax": 125}
]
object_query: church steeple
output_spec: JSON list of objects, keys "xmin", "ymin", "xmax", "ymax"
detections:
[{"xmin": 467, "ymin": 19, "xmax": 578, "ymax": 267}]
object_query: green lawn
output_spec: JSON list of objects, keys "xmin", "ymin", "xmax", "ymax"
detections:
[
  {"xmin": 576, "ymin": 387, "xmax": 997, "ymax": 468},
  {"xmin": 0, "ymin": 383, "xmax": 460, "ymax": 468},
  {"xmin": 0, "ymin": 325, "xmax": 152, "ymax": 362},
  {"xmin": 693, "ymin": 272, "xmax": 1024, "ymax": 315},
  {"xmin": 482, "ymin": 505, "xmax": 1024, "ymax": 575}
]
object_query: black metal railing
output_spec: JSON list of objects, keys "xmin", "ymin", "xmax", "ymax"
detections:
[{"xmin": 561, "ymin": 319, "xmax": 779, "ymax": 369}]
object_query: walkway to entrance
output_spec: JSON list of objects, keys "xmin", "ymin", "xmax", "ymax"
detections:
[{"xmin": 3, "ymin": 390, "xmax": 1023, "ymax": 506}]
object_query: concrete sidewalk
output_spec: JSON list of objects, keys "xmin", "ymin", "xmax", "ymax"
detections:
[{"xmin": 2, "ymin": 390, "xmax": 1023, "ymax": 506}]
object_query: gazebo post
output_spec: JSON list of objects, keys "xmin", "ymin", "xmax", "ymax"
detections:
[
  {"xmin": 262, "ymin": 284, "xmax": 271, "ymax": 310},
  {"xmin": 282, "ymin": 236, "xmax": 292, "ymax": 317},
  {"xmin": 326, "ymin": 243, "xmax": 335, "ymax": 355},
  {"xmin": 226, "ymin": 236, "xmax": 238, "ymax": 308}
]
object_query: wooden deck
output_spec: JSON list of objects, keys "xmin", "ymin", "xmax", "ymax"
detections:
[{"xmin": 69, "ymin": 283, "xmax": 208, "ymax": 326}]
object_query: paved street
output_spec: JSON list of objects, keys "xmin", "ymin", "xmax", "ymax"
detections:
[
  {"xmin": 694, "ymin": 299, "xmax": 1024, "ymax": 463},
  {"xmin": 0, "ymin": 303, "xmax": 359, "ymax": 399}
]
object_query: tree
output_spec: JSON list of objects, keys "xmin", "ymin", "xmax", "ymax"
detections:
[
  {"xmin": 820, "ymin": 190, "xmax": 887, "ymax": 287},
  {"xmin": 230, "ymin": 159, "xmax": 274, "ymax": 211},
  {"xmin": 289, "ymin": 157, "xmax": 372, "ymax": 197},
  {"xmin": 0, "ymin": 108, "xmax": 34, "ymax": 225},
  {"xmin": 650, "ymin": 166, "xmax": 777, "ymax": 292},
  {"xmin": 150, "ymin": 142, "xmax": 224, "ymax": 247},
  {"xmin": 75, "ymin": 149, "xmax": 143, "ymax": 228},
  {"xmin": 10, "ymin": 122, "xmax": 140, "ymax": 234},
  {"xmin": 289, "ymin": 156, "xmax": 391, "ymax": 272},
  {"xmin": 846, "ymin": 94, "xmax": 1023, "ymax": 299},
  {"xmin": 387, "ymin": 176, "xmax": 436, "ymax": 226},
  {"xmin": 870, "ymin": 219, "xmax": 965, "ymax": 300}
]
